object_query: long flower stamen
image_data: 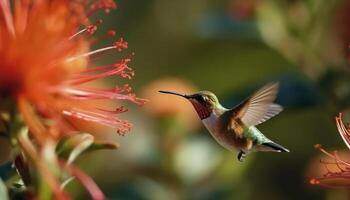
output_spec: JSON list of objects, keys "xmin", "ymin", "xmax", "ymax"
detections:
[
  {"xmin": 69, "ymin": 20, "xmax": 103, "ymax": 40},
  {"xmin": 14, "ymin": 0, "xmax": 29, "ymax": 35},
  {"xmin": 66, "ymin": 37, "xmax": 128, "ymax": 63},
  {"xmin": 0, "ymin": 0, "xmax": 16, "ymax": 37},
  {"xmin": 62, "ymin": 108, "xmax": 132, "ymax": 135},
  {"xmin": 63, "ymin": 87, "xmax": 139, "ymax": 102},
  {"xmin": 336, "ymin": 113, "xmax": 350, "ymax": 149},
  {"xmin": 66, "ymin": 46, "xmax": 115, "ymax": 63}
]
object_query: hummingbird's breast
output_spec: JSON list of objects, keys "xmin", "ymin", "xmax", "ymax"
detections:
[{"xmin": 202, "ymin": 111, "xmax": 238, "ymax": 152}]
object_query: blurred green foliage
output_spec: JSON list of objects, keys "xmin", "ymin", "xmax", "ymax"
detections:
[{"xmin": 72, "ymin": 0, "xmax": 350, "ymax": 199}]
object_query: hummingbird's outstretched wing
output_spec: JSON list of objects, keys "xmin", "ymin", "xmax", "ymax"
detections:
[{"xmin": 230, "ymin": 82, "xmax": 283, "ymax": 127}]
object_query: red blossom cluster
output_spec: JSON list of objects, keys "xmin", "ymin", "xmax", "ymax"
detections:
[{"xmin": 0, "ymin": 0, "xmax": 145, "ymax": 199}]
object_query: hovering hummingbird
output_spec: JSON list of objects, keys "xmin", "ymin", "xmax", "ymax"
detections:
[{"xmin": 159, "ymin": 82, "xmax": 289, "ymax": 162}]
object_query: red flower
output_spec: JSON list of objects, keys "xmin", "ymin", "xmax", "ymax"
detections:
[
  {"xmin": 0, "ymin": 0, "xmax": 145, "ymax": 199},
  {"xmin": 0, "ymin": 0, "xmax": 145, "ymax": 142},
  {"xmin": 310, "ymin": 113, "xmax": 350, "ymax": 188}
]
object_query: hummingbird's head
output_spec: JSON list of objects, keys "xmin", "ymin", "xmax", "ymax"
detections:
[{"xmin": 158, "ymin": 90, "xmax": 219, "ymax": 120}]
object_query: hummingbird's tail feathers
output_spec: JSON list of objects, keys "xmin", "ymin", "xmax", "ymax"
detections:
[{"xmin": 262, "ymin": 142, "xmax": 290, "ymax": 153}]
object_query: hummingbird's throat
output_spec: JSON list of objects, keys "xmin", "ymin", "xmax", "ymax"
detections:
[{"xmin": 190, "ymin": 101, "xmax": 211, "ymax": 120}]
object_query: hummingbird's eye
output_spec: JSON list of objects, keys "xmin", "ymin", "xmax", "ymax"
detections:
[{"xmin": 196, "ymin": 95, "xmax": 206, "ymax": 103}]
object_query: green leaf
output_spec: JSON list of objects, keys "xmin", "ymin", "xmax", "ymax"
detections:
[
  {"xmin": 56, "ymin": 133, "xmax": 94, "ymax": 164},
  {"xmin": 87, "ymin": 140, "xmax": 119, "ymax": 152},
  {"xmin": 56, "ymin": 133, "xmax": 119, "ymax": 165}
]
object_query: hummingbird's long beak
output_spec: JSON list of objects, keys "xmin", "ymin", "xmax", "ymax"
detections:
[{"xmin": 158, "ymin": 90, "xmax": 189, "ymax": 99}]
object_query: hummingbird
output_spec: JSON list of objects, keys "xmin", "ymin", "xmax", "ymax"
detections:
[{"xmin": 159, "ymin": 82, "xmax": 289, "ymax": 162}]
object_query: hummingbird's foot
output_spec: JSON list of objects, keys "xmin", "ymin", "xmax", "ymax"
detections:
[{"xmin": 237, "ymin": 151, "xmax": 246, "ymax": 162}]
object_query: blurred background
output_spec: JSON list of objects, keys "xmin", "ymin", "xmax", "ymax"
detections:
[{"xmin": 73, "ymin": 0, "xmax": 350, "ymax": 199}]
